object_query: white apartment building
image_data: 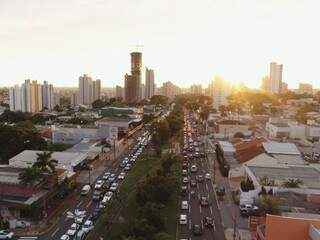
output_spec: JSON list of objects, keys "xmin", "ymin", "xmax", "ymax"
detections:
[
  {"xmin": 78, "ymin": 74, "xmax": 101, "ymax": 106},
  {"xmin": 145, "ymin": 68, "xmax": 156, "ymax": 99},
  {"xmin": 9, "ymin": 80, "xmax": 52, "ymax": 112},
  {"xmin": 269, "ymin": 62, "xmax": 283, "ymax": 94},
  {"xmin": 209, "ymin": 76, "xmax": 232, "ymax": 110}
]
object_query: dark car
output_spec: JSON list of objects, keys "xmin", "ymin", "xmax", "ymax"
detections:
[
  {"xmin": 196, "ymin": 175, "xmax": 204, "ymax": 182},
  {"xmin": 192, "ymin": 224, "xmax": 203, "ymax": 236},
  {"xmin": 216, "ymin": 185, "xmax": 226, "ymax": 197},
  {"xmin": 182, "ymin": 162, "xmax": 188, "ymax": 169},
  {"xmin": 204, "ymin": 216, "xmax": 214, "ymax": 228},
  {"xmin": 190, "ymin": 180, "xmax": 197, "ymax": 187},
  {"xmin": 181, "ymin": 185, "xmax": 188, "ymax": 196},
  {"xmin": 200, "ymin": 196, "xmax": 209, "ymax": 206},
  {"xmin": 92, "ymin": 190, "xmax": 103, "ymax": 201}
]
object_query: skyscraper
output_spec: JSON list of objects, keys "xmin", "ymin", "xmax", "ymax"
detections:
[
  {"xmin": 158, "ymin": 81, "xmax": 181, "ymax": 99},
  {"xmin": 41, "ymin": 81, "xmax": 54, "ymax": 110},
  {"xmin": 9, "ymin": 80, "xmax": 53, "ymax": 112},
  {"xmin": 269, "ymin": 62, "xmax": 283, "ymax": 94},
  {"xmin": 116, "ymin": 85, "xmax": 124, "ymax": 99},
  {"xmin": 145, "ymin": 68, "xmax": 155, "ymax": 99},
  {"xmin": 124, "ymin": 52, "xmax": 142, "ymax": 103},
  {"xmin": 190, "ymin": 84, "xmax": 203, "ymax": 95},
  {"xmin": 209, "ymin": 76, "xmax": 232, "ymax": 110},
  {"xmin": 78, "ymin": 74, "xmax": 101, "ymax": 105}
]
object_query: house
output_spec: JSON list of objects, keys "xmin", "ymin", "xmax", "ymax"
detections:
[
  {"xmin": 8, "ymin": 150, "xmax": 87, "ymax": 175},
  {"xmin": 256, "ymin": 214, "xmax": 320, "ymax": 240},
  {"xmin": 214, "ymin": 119, "xmax": 251, "ymax": 139},
  {"xmin": 0, "ymin": 166, "xmax": 67, "ymax": 220}
]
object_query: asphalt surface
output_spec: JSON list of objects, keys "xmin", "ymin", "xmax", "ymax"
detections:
[
  {"xmin": 31, "ymin": 130, "xmax": 146, "ymax": 240},
  {"xmin": 178, "ymin": 115, "xmax": 225, "ymax": 240}
]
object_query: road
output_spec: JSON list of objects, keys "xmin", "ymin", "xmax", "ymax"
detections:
[
  {"xmin": 178, "ymin": 113, "xmax": 225, "ymax": 240},
  {"xmin": 27, "ymin": 130, "xmax": 145, "ymax": 240}
]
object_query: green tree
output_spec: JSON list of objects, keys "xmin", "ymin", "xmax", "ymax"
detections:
[
  {"xmin": 33, "ymin": 152, "xmax": 58, "ymax": 173},
  {"xmin": 234, "ymin": 132, "xmax": 245, "ymax": 138},
  {"xmin": 260, "ymin": 195, "xmax": 282, "ymax": 216},
  {"xmin": 153, "ymin": 232, "xmax": 174, "ymax": 240},
  {"xmin": 282, "ymin": 178, "xmax": 303, "ymax": 188},
  {"xmin": 150, "ymin": 95, "xmax": 169, "ymax": 106},
  {"xmin": 19, "ymin": 167, "xmax": 43, "ymax": 184},
  {"xmin": 92, "ymin": 99, "xmax": 106, "ymax": 109}
]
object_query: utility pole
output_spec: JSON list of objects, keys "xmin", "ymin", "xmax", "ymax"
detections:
[{"xmin": 113, "ymin": 139, "xmax": 116, "ymax": 161}]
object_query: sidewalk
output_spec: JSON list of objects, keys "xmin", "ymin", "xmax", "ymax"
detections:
[{"xmin": 205, "ymin": 136, "xmax": 248, "ymax": 230}]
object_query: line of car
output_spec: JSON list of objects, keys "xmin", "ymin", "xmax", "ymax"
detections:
[
  {"xmin": 58, "ymin": 130, "xmax": 151, "ymax": 240},
  {"xmin": 179, "ymin": 113, "xmax": 215, "ymax": 238}
]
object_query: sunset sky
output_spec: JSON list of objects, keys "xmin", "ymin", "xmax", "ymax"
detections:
[{"xmin": 0, "ymin": 0, "xmax": 319, "ymax": 88}]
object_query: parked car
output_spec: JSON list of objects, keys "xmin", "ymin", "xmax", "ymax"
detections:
[
  {"xmin": 216, "ymin": 185, "xmax": 225, "ymax": 196},
  {"xmin": 80, "ymin": 185, "xmax": 91, "ymax": 196},
  {"xmin": 104, "ymin": 191, "xmax": 113, "ymax": 201},
  {"xmin": 16, "ymin": 220, "xmax": 31, "ymax": 228},
  {"xmin": 0, "ymin": 230, "xmax": 14, "ymax": 239},
  {"xmin": 239, "ymin": 204, "xmax": 259, "ymax": 217}
]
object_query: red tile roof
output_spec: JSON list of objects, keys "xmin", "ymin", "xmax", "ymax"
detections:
[{"xmin": 233, "ymin": 137, "xmax": 267, "ymax": 163}]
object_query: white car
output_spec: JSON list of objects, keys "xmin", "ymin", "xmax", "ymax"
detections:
[
  {"xmin": 81, "ymin": 220, "xmax": 94, "ymax": 233},
  {"xmin": 181, "ymin": 201, "xmax": 189, "ymax": 210},
  {"xmin": 190, "ymin": 165, "xmax": 197, "ymax": 173},
  {"xmin": 124, "ymin": 164, "xmax": 132, "ymax": 171},
  {"xmin": 182, "ymin": 177, "xmax": 189, "ymax": 184},
  {"xmin": 102, "ymin": 172, "xmax": 111, "ymax": 180},
  {"xmin": 60, "ymin": 234, "xmax": 70, "ymax": 240},
  {"xmin": 110, "ymin": 182, "xmax": 118, "ymax": 192},
  {"xmin": 75, "ymin": 216, "xmax": 84, "ymax": 224},
  {"xmin": 0, "ymin": 230, "xmax": 14, "ymax": 239},
  {"xmin": 205, "ymin": 173, "xmax": 211, "ymax": 180},
  {"xmin": 108, "ymin": 174, "xmax": 116, "ymax": 182},
  {"xmin": 94, "ymin": 180, "xmax": 104, "ymax": 189},
  {"xmin": 104, "ymin": 191, "xmax": 113, "ymax": 201},
  {"xmin": 179, "ymin": 214, "xmax": 187, "ymax": 225},
  {"xmin": 118, "ymin": 172, "xmax": 126, "ymax": 180},
  {"xmin": 67, "ymin": 223, "xmax": 79, "ymax": 236},
  {"xmin": 16, "ymin": 220, "xmax": 31, "ymax": 228}
]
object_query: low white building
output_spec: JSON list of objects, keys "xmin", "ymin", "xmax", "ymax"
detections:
[{"xmin": 9, "ymin": 150, "xmax": 87, "ymax": 175}]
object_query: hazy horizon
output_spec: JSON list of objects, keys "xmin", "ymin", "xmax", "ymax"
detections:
[{"xmin": 1, "ymin": 0, "xmax": 319, "ymax": 89}]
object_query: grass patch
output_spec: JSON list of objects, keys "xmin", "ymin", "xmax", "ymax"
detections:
[
  {"xmin": 86, "ymin": 157, "xmax": 161, "ymax": 240},
  {"xmin": 103, "ymin": 156, "xmax": 181, "ymax": 239}
]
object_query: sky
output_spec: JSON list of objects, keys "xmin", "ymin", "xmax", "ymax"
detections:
[{"xmin": 0, "ymin": 0, "xmax": 319, "ymax": 89}]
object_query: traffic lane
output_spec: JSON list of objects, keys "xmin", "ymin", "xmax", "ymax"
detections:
[
  {"xmin": 201, "ymin": 158, "xmax": 226, "ymax": 240},
  {"xmin": 42, "ymin": 134, "xmax": 144, "ymax": 239}
]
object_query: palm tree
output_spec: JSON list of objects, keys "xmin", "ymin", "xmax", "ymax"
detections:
[
  {"xmin": 282, "ymin": 178, "xmax": 303, "ymax": 188},
  {"xmin": 33, "ymin": 151, "xmax": 58, "ymax": 173},
  {"xmin": 19, "ymin": 167, "xmax": 42, "ymax": 184},
  {"xmin": 260, "ymin": 195, "xmax": 282, "ymax": 216},
  {"xmin": 259, "ymin": 176, "xmax": 275, "ymax": 186}
]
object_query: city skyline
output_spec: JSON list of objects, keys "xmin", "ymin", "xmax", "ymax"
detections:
[{"xmin": 1, "ymin": 0, "xmax": 320, "ymax": 88}]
